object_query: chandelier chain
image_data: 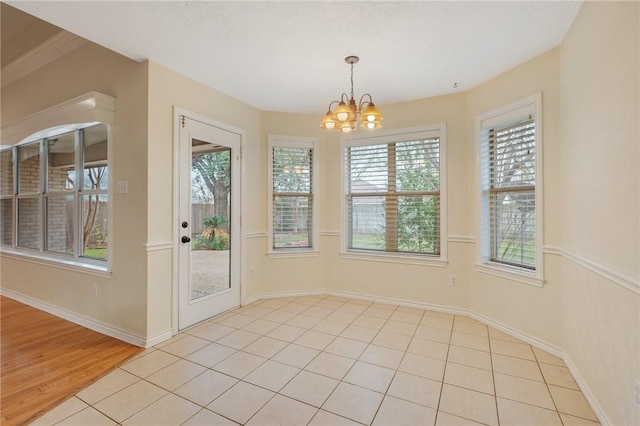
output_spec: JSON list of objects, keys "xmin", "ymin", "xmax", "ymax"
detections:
[{"xmin": 350, "ymin": 62, "xmax": 355, "ymax": 100}]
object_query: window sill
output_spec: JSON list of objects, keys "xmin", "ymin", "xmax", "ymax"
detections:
[
  {"xmin": 340, "ymin": 250, "xmax": 448, "ymax": 267},
  {"xmin": 475, "ymin": 262, "xmax": 544, "ymax": 287},
  {"xmin": 267, "ymin": 249, "xmax": 320, "ymax": 259},
  {"xmin": 0, "ymin": 248, "xmax": 110, "ymax": 277}
]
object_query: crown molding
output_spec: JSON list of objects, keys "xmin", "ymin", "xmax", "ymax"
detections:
[{"xmin": 2, "ymin": 31, "xmax": 86, "ymax": 87}]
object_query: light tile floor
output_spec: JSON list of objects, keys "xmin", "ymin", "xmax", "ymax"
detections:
[{"xmin": 32, "ymin": 295, "xmax": 600, "ymax": 426}]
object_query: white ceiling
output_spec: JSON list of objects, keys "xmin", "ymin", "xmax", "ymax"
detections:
[{"xmin": 8, "ymin": 1, "xmax": 582, "ymax": 114}]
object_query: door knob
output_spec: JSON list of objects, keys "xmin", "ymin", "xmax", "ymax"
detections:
[{"xmin": 181, "ymin": 236, "xmax": 191, "ymax": 243}]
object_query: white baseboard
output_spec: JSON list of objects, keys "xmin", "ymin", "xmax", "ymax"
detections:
[
  {"xmin": 327, "ymin": 289, "xmax": 469, "ymax": 317},
  {"xmin": 144, "ymin": 329, "xmax": 174, "ymax": 348},
  {"xmin": 242, "ymin": 294, "xmax": 261, "ymax": 305},
  {"xmin": 1, "ymin": 287, "xmax": 148, "ymax": 347},
  {"xmin": 563, "ymin": 354, "xmax": 611, "ymax": 426},
  {"xmin": 256, "ymin": 288, "xmax": 326, "ymax": 301},
  {"xmin": 256, "ymin": 287, "xmax": 607, "ymax": 425},
  {"xmin": 470, "ymin": 311, "xmax": 564, "ymax": 358},
  {"xmin": 472, "ymin": 310, "xmax": 608, "ymax": 425}
]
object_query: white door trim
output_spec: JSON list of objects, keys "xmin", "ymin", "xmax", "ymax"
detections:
[{"xmin": 172, "ymin": 107, "xmax": 246, "ymax": 335}]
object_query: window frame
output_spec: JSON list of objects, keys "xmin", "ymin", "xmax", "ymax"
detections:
[
  {"xmin": 476, "ymin": 92, "xmax": 544, "ymax": 286},
  {"xmin": 267, "ymin": 135, "xmax": 319, "ymax": 257},
  {"xmin": 0, "ymin": 123, "xmax": 112, "ymax": 272},
  {"xmin": 340, "ymin": 124, "xmax": 447, "ymax": 266}
]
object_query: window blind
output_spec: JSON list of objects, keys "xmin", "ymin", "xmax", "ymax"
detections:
[
  {"xmin": 345, "ymin": 138, "xmax": 440, "ymax": 254},
  {"xmin": 272, "ymin": 146, "xmax": 313, "ymax": 249},
  {"xmin": 488, "ymin": 118, "xmax": 536, "ymax": 269}
]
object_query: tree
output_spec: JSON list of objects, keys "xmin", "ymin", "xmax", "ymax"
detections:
[
  {"xmin": 489, "ymin": 122, "xmax": 536, "ymax": 266},
  {"xmin": 83, "ymin": 167, "xmax": 107, "ymax": 250},
  {"xmin": 395, "ymin": 140, "xmax": 440, "ymax": 254},
  {"xmin": 192, "ymin": 150, "xmax": 231, "ymax": 230}
]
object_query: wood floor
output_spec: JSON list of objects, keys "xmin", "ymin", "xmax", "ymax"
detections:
[{"xmin": 0, "ymin": 296, "xmax": 143, "ymax": 425}]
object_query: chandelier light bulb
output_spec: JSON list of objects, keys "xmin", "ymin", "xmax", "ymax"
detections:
[
  {"xmin": 320, "ymin": 110, "xmax": 337, "ymax": 129},
  {"xmin": 334, "ymin": 100, "xmax": 352, "ymax": 122}
]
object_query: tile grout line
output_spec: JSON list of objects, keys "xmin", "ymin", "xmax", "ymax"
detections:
[
  {"xmin": 364, "ymin": 302, "xmax": 409, "ymax": 425},
  {"xmin": 46, "ymin": 295, "xmax": 599, "ymax": 426},
  {"xmin": 431, "ymin": 310, "xmax": 453, "ymax": 425},
  {"xmin": 488, "ymin": 327, "xmax": 501, "ymax": 426}
]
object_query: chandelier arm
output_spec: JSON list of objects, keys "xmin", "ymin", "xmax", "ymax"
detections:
[
  {"xmin": 327, "ymin": 100, "xmax": 340, "ymax": 112},
  {"xmin": 358, "ymin": 93, "xmax": 374, "ymax": 111}
]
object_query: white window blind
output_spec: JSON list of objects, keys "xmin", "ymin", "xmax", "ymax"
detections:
[
  {"xmin": 487, "ymin": 118, "xmax": 536, "ymax": 269},
  {"xmin": 478, "ymin": 93, "xmax": 542, "ymax": 282},
  {"xmin": 345, "ymin": 137, "xmax": 441, "ymax": 255},
  {"xmin": 271, "ymin": 145, "xmax": 313, "ymax": 249}
]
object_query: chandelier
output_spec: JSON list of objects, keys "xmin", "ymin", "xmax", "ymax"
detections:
[{"xmin": 320, "ymin": 55, "xmax": 383, "ymax": 133}]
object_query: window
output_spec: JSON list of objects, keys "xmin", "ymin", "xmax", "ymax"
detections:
[
  {"xmin": 268, "ymin": 135, "xmax": 318, "ymax": 253},
  {"xmin": 0, "ymin": 123, "xmax": 110, "ymax": 264},
  {"xmin": 0, "ymin": 149, "xmax": 13, "ymax": 246},
  {"xmin": 477, "ymin": 93, "xmax": 543, "ymax": 284},
  {"xmin": 343, "ymin": 125, "xmax": 446, "ymax": 261}
]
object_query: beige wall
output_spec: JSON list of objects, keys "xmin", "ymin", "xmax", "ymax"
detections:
[
  {"xmin": 466, "ymin": 48, "xmax": 564, "ymax": 348},
  {"xmin": 145, "ymin": 61, "xmax": 264, "ymax": 335},
  {"xmin": 560, "ymin": 1, "xmax": 639, "ymax": 279},
  {"xmin": 259, "ymin": 112, "xmax": 326, "ymax": 295},
  {"xmin": 559, "ymin": 2, "xmax": 639, "ymax": 425},
  {"xmin": 259, "ymin": 95, "xmax": 471, "ymax": 309},
  {"xmin": 322, "ymin": 94, "xmax": 471, "ymax": 309},
  {"xmin": 1, "ymin": 2, "xmax": 638, "ymax": 423},
  {"xmin": 1, "ymin": 41, "xmax": 150, "ymax": 336}
]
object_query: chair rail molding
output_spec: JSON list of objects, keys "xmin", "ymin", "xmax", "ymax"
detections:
[{"xmin": 543, "ymin": 245, "xmax": 639, "ymax": 295}]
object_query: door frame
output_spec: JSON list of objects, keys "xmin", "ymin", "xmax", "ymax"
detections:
[{"xmin": 172, "ymin": 107, "xmax": 246, "ymax": 335}]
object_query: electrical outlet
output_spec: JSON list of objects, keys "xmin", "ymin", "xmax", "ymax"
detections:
[
  {"xmin": 116, "ymin": 181, "xmax": 129, "ymax": 194},
  {"xmin": 635, "ymin": 378, "xmax": 640, "ymax": 405},
  {"xmin": 92, "ymin": 283, "xmax": 98, "ymax": 297},
  {"xmin": 449, "ymin": 275, "xmax": 457, "ymax": 286}
]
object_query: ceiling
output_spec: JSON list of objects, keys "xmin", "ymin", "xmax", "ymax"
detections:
[{"xmin": 4, "ymin": 1, "xmax": 582, "ymax": 115}]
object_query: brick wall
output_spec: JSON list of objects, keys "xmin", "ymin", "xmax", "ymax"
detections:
[
  {"xmin": 0, "ymin": 150, "xmax": 13, "ymax": 196},
  {"xmin": 18, "ymin": 146, "xmax": 40, "ymax": 193},
  {"xmin": 1, "ymin": 199, "xmax": 12, "ymax": 245},
  {"xmin": 17, "ymin": 152, "xmax": 40, "ymax": 249},
  {"xmin": 1, "ymin": 150, "xmax": 13, "ymax": 244},
  {"xmin": 17, "ymin": 198, "xmax": 39, "ymax": 249},
  {"xmin": 13, "ymin": 152, "xmax": 73, "ymax": 252},
  {"xmin": 46, "ymin": 167, "xmax": 73, "ymax": 254}
]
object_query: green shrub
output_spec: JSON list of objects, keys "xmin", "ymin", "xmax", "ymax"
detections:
[{"xmin": 194, "ymin": 215, "xmax": 230, "ymax": 250}]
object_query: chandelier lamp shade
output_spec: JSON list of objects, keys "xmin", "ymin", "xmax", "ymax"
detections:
[{"xmin": 320, "ymin": 56, "xmax": 383, "ymax": 133}]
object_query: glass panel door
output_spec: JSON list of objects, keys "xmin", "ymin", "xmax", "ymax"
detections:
[
  {"xmin": 178, "ymin": 117, "xmax": 241, "ymax": 330},
  {"xmin": 190, "ymin": 141, "xmax": 231, "ymax": 300}
]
